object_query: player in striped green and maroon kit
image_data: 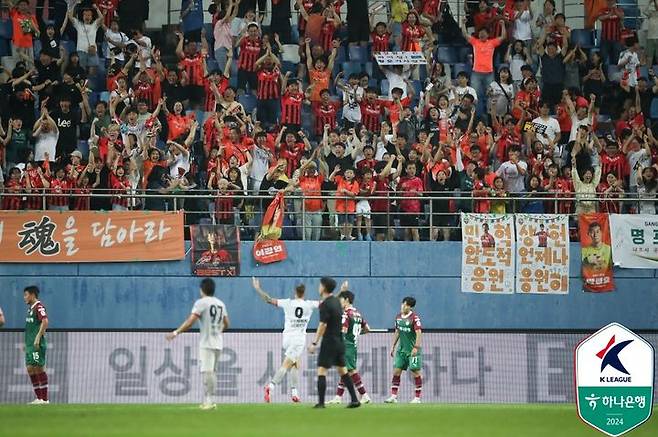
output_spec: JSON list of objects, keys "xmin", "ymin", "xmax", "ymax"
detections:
[
  {"xmin": 327, "ymin": 289, "xmax": 372, "ymax": 404},
  {"xmin": 385, "ymin": 297, "xmax": 423, "ymax": 404},
  {"xmin": 24, "ymin": 286, "xmax": 50, "ymax": 404}
]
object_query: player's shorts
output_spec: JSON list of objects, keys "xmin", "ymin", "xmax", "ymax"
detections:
[
  {"xmin": 282, "ymin": 335, "xmax": 305, "ymax": 362},
  {"xmin": 356, "ymin": 200, "xmax": 371, "ymax": 218},
  {"xmin": 199, "ymin": 347, "xmax": 221, "ymax": 373},
  {"xmin": 394, "ymin": 349, "xmax": 422, "ymax": 372},
  {"xmin": 25, "ymin": 345, "xmax": 46, "ymax": 367},
  {"xmin": 345, "ymin": 343, "xmax": 358, "ymax": 371},
  {"xmin": 318, "ymin": 336, "xmax": 346, "ymax": 369}
]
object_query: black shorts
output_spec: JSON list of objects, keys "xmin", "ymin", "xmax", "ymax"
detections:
[
  {"xmin": 317, "ymin": 336, "xmax": 345, "ymax": 369},
  {"xmin": 372, "ymin": 211, "xmax": 393, "ymax": 230},
  {"xmin": 400, "ymin": 213, "xmax": 420, "ymax": 228},
  {"xmin": 237, "ymin": 69, "xmax": 258, "ymax": 92}
]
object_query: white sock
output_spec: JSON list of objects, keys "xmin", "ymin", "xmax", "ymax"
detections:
[
  {"xmin": 289, "ymin": 367, "xmax": 299, "ymax": 395},
  {"xmin": 203, "ymin": 371, "xmax": 216, "ymax": 404},
  {"xmin": 271, "ymin": 366, "xmax": 287, "ymax": 386}
]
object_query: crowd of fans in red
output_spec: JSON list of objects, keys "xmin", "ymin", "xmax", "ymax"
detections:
[{"xmin": 0, "ymin": 0, "xmax": 656, "ymax": 241}]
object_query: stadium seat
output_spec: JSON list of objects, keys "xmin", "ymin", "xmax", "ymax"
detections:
[
  {"xmin": 238, "ymin": 93, "xmax": 257, "ymax": 115},
  {"xmin": 411, "ymin": 80, "xmax": 423, "ymax": 98},
  {"xmin": 607, "ymin": 65, "xmax": 622, "ymax": 82},
  {"xmin": 650, "ymin": 98, "xmax": 658, "ymax": 119},
  {"xmin": 638, "ymin": 65, "xmax": 649, "ymax": 79},
  {"xmin": 206, "ymin": 58, "xmax": 219, "ymax": 73},
  {"xmin": 364, "ymin": 62, "xmax": 373, "ymax": 77},
  {"xmin": 334, "ymin": 45, "xmax": 347, "ymax": 63},
  {"xmin": 570, "ymin": 29, "xmax": 594, "ymax": 49},
  {"xmin": 368, "ymin": 78, "xmax": 379, "ymax": 89},
  {"xmin": 452, "ymin": 63, "xmax": 472, "ymax": 78},
  {"xmin": 436, "ymin": 46, "xmax": 458, "ymax": 64},
  {"xmin": 457, "ymin": 46, "xmax": 473, "ymax": 64},
  {"xmin": 349, "ymin": 46, "xmax": 367, "ymax": 62},
  {"xmin": 341, "ymin": 62, "xmax": 363, "ymax": 77},
  {"xmin": 281, "ymin": 61, "xmax": 297, "ymax": 76}
]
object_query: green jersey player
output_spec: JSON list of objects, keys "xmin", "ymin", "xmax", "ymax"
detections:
[
  {"xmin": 24, "ymin": 286, "xmax": 50, "ymax": 405},
  {"xmin": 327, "ymin": 288, "xmax": 372, "ymax": 404},
  {"xmin": 385, "ymin": 296, "xmax": 423, "ymax": 404}
]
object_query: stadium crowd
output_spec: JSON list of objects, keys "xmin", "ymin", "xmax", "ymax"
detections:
[{"xmin": 0, "ymin": 0, "xmax": 656, "ymax": 241}]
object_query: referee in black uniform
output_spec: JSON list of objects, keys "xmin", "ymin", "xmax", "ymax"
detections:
[{"xmin": 308, "ymin": 277, "xmax": 360, "ymax": 409}]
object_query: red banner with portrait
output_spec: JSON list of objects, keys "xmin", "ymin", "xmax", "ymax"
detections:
[
  {"xmin": 579, "ymin": 213, "xmax": 615, "ymax": 292},
  {"xmin": 253, "ymin": 192, "xmax": 287, "ymax": 264}
]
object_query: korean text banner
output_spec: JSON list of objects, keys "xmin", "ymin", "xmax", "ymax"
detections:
[
  {"xmin": 461, "ymin": 213, "xmax": 515, "ymax": 293},
  {"xmin": 374, "ymin": 51, "xmax": 427, "ymax": 65},
  {"xmin": 190, "ymin": 224, "xmax": 240, "ymax": 276},
  {"xmin": 610, "ymin": 214, "xmax": 658, "ymax": 269},
  {"xmin": 578, "ymin": 213, "xmax": 615, "ymax": 292},
  {"xmin": 0, "ymin": 211, "xmax": 184, "ymax": 263},
  {"xmin": 515, "ymin": 214, "xmax": 569, "ymax": 294}
]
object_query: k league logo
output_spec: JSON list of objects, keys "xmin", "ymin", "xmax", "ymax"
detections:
[{"xmin": 575, "ymin": 323, "xmax": 654, "ymax": 437}]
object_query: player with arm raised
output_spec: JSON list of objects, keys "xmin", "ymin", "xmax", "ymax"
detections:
[
  {"xmin": 252, "ymin": 277, "xmax": 318, "ymax": 403},
  {"xmin": 166, "ymin": 278, "xmax": 229, "ymax": 410},
  {"xmin": 385, "ymin": 296, "xmax": 423, "ymax": 404},
  {"xmin": 24, "ymin": 286, "xmax": 49, "ymax": 405},
  {"xmin": 327, "ymin": 283, "xmax": 372, "ymax": 404}
]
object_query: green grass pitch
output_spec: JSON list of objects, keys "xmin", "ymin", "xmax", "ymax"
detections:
[{"xmin": 0, "ymin": 404, "xmax": 656, "ymax": 437}]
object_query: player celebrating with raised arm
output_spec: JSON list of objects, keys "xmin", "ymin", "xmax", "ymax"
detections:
[
  {"xmin": 385, "ymin": 297, "xmax": 423, "ymax": 404},
  {"xmin": 24, "ymin": 286, "xmax": 49, "ymax": 405},
  {"xmin": 327, "ymin": 284, "xmax": 372, "ymax": 405},
  {"xmin": 252, "ymin": 277, "xmax": 319, "ymax": 403},
  {"xmin": 166, "ymin": 278, "xmax": 229, "ymax": 410},
  {"xmin": 307, "ymin": 277, "xmax": 361, "ymax": 409}
]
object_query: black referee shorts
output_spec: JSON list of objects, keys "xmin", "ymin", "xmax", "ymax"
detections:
[{"xmin": 317, "ymin": 336, "xmax": 346, "ymax": 369}]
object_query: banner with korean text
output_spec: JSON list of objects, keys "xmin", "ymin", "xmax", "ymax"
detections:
[
  {"xmin": 610, "ymin": 214, "xmax": 658, "ymax": 269},
  {"xmin": 515, "ymin": 214, "xmax": 569, "ymax": 294},
  {"xmin": 374, "ymin": 51, "xmax": 427, "ymax": 65},
  {"xmin": 0, "ymin": 211, "xmax": 184, "ymax": 262},
  {"xmin": 461, "ymin": 213, "xmax": 515, "ymax": 294},
  {"xmin": 578, "ymin": 213, "xmax": 615, "ymax": 292}
]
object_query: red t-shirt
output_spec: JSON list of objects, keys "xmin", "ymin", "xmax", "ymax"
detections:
[
  {"xmin": 167, "ymin": 113, "xmax": 194, "ymax": 141},
  {"xmin": 398, "ymin": 176, "xmax": 424, "ymax": 213},
  {"xmin": 334, "ymin": 175, "xmax": 360, "ymax": 213},
  {"xmin": 469, "ymin": 36, "xmax": 501, "ymax": 74},
  {"xmin": 299, "ymin": 175, "xmax": 324, "ymax": 212}
]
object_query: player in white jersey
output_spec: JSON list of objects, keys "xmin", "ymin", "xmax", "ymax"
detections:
[
  {"xmin": 167, "ymin": 278, "xmax": 229, "ymax": 410},
  {"xmin": 252, "ymin": 277, "xmax": 319, "ymax": 403}
]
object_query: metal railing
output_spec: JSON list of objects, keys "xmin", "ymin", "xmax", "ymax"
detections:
[{"xmin": 3, "ymin": 190, "xmax": 655, "ymax": 240}]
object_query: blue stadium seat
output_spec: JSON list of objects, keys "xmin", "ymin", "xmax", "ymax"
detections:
[
  {"xmin": 364, "ymin": 62, "xmax": 373, "ymax": 77},
  {"xmin": 638, "ymin": 65, "xmax": 649, "ymax": 79},
  {"xmin": 570, "ymin": 29, "xmax": 594, "ymax": 49},
  {"xmin": 281, "ymin": 61, "xmax": 297, "ymax": 75},
  {"xmin": 341, "ymin": 62, "xmax": 363, "ymax": 77},
  {"xmin": 368, "ymin": 78, "xmax": 380, "ymax": 89},
  {"xmin": 436, "ymin": 46, "xmax": 458, "ymax": 64},
  {"xmin": 607, "ymin": 65, "xmax": 622, "ymax": 82},
  {"xmin": 411, "ymin": 80, "xmax": 423, "ymax": 98},
  {"xmin": 334, "ymin": 45, "xmax": 347, "ymax": 63},
  {"xmin": 349, "ymin": 46, "xmax": 367, "ymax": 62},
  {"xmin": 206, "ymin": 58, "xmax": 219, "ymax": 73},
  {"xmin": 452, "ymin": 63, "xmax": 472, "ymax": 78},
  {"xmin": 650, "ymin": 98, "xmax": 658, "ymax": 119},
  {"xmin": 238, "ymin": 93, "xmax": 257, "ymax": 114}
]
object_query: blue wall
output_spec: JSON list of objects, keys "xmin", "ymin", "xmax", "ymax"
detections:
[{"xmin": 1, "ymin": 242, "xmax": 657, "ymax": 330}]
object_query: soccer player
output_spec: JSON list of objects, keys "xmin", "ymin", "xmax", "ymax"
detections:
[
  {"xmin": 308, "ymin": 277, "xmax": 360, "ymax": 409},
  {"xmin": 166, "ymin": 278, "xmax": 229, "ymax": 410},
  {"xmin": 252, "ymin": 277, "xmax": 319, "ymax": 403},
  {"xmin": 24, "ymin": 286, "xmax": 49, "ymax": 405},
  {"xmin": 385, "ymin": 297, "xmax": 423, "ymax": 404},
  {"xmin": 535, "ymin": 223, "xmax": 548, "ymax": 248},
  {"xmin": 327, "ymin": 286, "xmax": 372, "ymax": 404}
]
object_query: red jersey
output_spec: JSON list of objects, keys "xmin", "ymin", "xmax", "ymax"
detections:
[
  {"xmin": 238, "ymin": 37, "xmax": 262, "ymax": 72},
  {"xmin": 23, "ymin": 168, "xmax": 45, "ymax": 210},
  {"xmin": 179, "ymin": 54, "xmax": 205, "ymax": 86},
  {"xmin": 422, "ymin": 0, "xmax": 442, "ymax": 18},
  {"xmin": 112, "ymin": 176, "xmax": 131, "ymax": 208},
  {"xmin": 600, "ymin": 152, "xmax": 629, "ymax": 180},
  {"xmin": 299, "ymin": 175, "xmax": 324, "ymax": 212},
  {"xmin": 556, "ymin": 103, "xmax": 572, "ymax": 133},
  {"xmin": 472, "ymin": 179, "xmax": 490, "ymax": 213},
  {"xmin": 134, "ymin": 80, "xmax": 155, "ymax": 109},
  {"xmin": 320, "ymin": 20, "xmax": 336, "ymax": 52},
  {"xmin": 371, "ymin": 31, "xmax": 391, "ymax": 53},
  {"xmin": 360, "ymin": 99, "xmax": 383, "ymax": 133},
  {"xmin": 279, "ymin": 142, "xmax": 305, "ymax": 177},
  {"xmin": 334, "ymin": 175, "xmax": 360, "ymax": 213},
  {"xmin": 96, "ymin": 0, "xmax": 118, "ymax": 28},
  {"xmin": 398, "ymin": 176, "xmax": 424, "ymax": 213},
  {"xmin": 204, "ymin": 76, "xmax": 228, "ymax": 113},
  {"xmin": 2, "ymin": 178, "xmax": 22, "ymax": 210},
  {"xmin": 473, "ymin": 10, "xmax": 495, "ymax": 33},
  {"xmin": 312, "ymin": 101, "xmax": 340, "ymax": 135},
  {"xmin": 371, "ymin": 174, "xmax": 392, "ymax": 212},
  {"xmin": 281, "ymin": 91, "xmax": 304, "ymax": 125},
  {"xmin": 257, "ymin": 67, "xmax": 281, "ymax": 100},
  {"xmin": 598, "ymin": 7, "xmax": 623, "ymax": 42},
  {"xmin": 72, "ymin": 186, "xmax": 91, "ymax": 210},
  {"xmin": 167, "ymin": 113, "xmax": 194, "ymax": 141},
  {"xmin": 597, "ymin": 182, "xmax": 623, "ymax": 214},
  {"xmin": 555, "ymin": 177, "xmax": 574, "ymax": 214},
  {"xmin": 48, "ymin": 177, "xmax": 71, "ymax": 207},
  {"xmin": 357, "ymin": 158, "xmax": 377, "ymax": 172},
  {"xmin": 297, "ymin": 0, "xmax": 315, "ymax": 32},
  {"xmin": 401, "ymin": 23, "xmax": 425, "ymax": 52},
  {"xmin": 513, "ymin": 89, "xmax": 541, "ymax": 120},
  {"xmin": 215, "ymin": 191, "xmax": 234, "ymax": 222}
]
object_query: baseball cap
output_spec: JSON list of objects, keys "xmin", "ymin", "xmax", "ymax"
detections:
[{"xmin": 70, "ymin": 150, "xmax": 83, "ymax": 159}]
